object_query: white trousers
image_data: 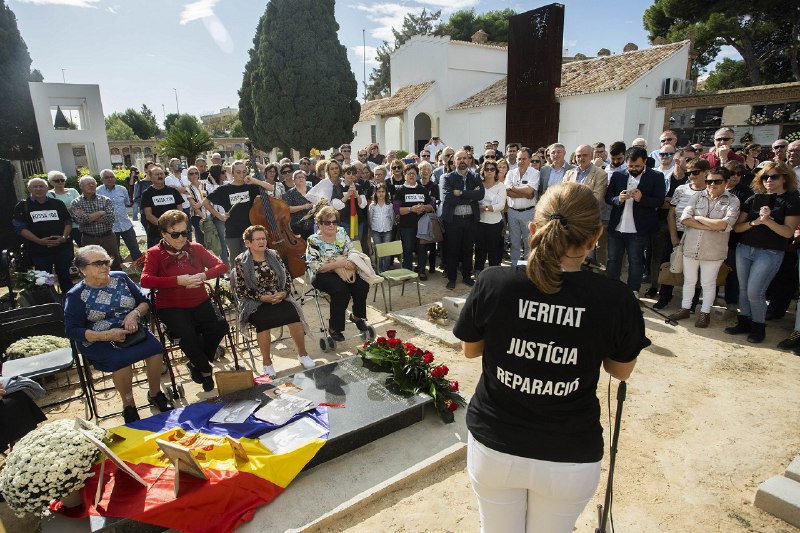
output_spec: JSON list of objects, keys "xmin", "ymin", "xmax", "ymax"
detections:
[
  {"xmin": 467, "ymin": 432, "xmax": 601, "ymax": 533},
  {"xmin": 681, "ymin": 257, "xmax": 723, "ymax": 313}
]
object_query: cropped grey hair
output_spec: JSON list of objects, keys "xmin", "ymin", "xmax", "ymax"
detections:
[
  {"xmin": 74, "ymin": 245, "xmax": 111, "ymax": 268},
  {"xmin": 47, "ymin": 170, "xmax": 66, "ymax": 183}
]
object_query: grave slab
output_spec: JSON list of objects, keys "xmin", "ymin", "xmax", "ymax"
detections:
[
  {"xmin": 754, "ymin": 475, "xmax": 800, "ymax": 528},
  {"xmin": 442, "ymin": 296, "xmax": 466, "ymax": 319},
  {"xmin": 786, "ymin": 455, "xmax": 800, "ymax": 483},
  {"xmin": 389, "ymin": 296, "xmax": 470, "ymax": 349}
]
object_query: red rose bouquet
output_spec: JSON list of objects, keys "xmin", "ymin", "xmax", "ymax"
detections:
[{"xmin": 359, "ymin": 330, "xmax": 466, "ymax": 423}]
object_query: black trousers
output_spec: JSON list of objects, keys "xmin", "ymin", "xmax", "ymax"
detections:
[
  {"xmin": 475, "ymin": 220, "xmax": 504, "ymax": 271},
  {"xmin": 312, "ymin": 271, "xmax": 369, "ymax": 333},
  {"xmin": 156, "ymin": 300, "xmax": 229, "ymax": 374},
  {"xmin": 444, "ymin": 216, "xmax": 476, "ymax": 281}
]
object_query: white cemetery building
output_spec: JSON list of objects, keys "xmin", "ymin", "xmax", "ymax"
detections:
[{"xmin": 351, "ymin": 34, "xmax": 693, "ymax": 154}]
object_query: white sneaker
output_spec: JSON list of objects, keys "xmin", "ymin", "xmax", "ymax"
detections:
[
  {"xmin": 262, "ymin": 365, "xmax": 276, "ymax": 378},
  {"xmin": 299, "ymin": 355, "xmax": 315, "ymax": 369}
]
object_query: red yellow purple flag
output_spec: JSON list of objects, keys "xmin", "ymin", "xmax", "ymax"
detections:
[{"xmin": 53, "ymin": 402, "xmax": 328, "ymax": 533}]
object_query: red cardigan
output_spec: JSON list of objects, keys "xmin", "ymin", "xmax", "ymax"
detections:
[{"xmin": 140, "ymin": 242, "xmax": 228, "ymax": 309}]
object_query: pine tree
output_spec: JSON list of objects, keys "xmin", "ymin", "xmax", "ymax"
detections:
[
  {"xmin": 0, "ymin": 0, "xmax": 41, "ymax": 159},
  {"xmin": 240, "ymin": 0, "xmax": 360, "ymax": 155}
]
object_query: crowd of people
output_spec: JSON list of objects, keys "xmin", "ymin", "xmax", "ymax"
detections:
[{"xmin": 10, "ymin": 133, "xmax": 800, "ymax": 421}]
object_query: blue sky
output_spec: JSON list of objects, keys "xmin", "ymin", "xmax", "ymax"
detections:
[{"xmin": 9, "ymin": 0, "xmax": 739, "ymax": 123}]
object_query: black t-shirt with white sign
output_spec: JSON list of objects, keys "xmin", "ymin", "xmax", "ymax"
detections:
[
  {"xmin": 207, "ymin": 183, "xmax": 262, "ymax": 238},
  {"xmin": 12, "ymin": 197, "xmax": 72, "ymax": 253},
  {"xmin": 395, "ymin": 183, "xmax": 431, "ymax": 228},
  {"xmin": 454, "ymin": 266, "xmax": 648, "ymax": 463},
  {"xmin": 738, "ymin": 191, "xmax": 800, "ymax": 251},
  {"xmin": 140, "ymin": 185, "xmax": 184, "ymax": 223}
]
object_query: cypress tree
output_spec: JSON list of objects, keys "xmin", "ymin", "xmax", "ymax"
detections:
[
  {"xmin": 0, "ymin": 0, "xmax": 41, "ymax": 159},
  {"xmin": 240, "ymin": 0, "xmax": 359, "ymax": 155}
]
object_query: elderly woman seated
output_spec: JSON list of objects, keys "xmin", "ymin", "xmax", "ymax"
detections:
[
  {"xmin": 140, "ymin": 209, "xmax": 229, "ymax": 392},
  {"xmin": 65, "ymin": 245, "xmax": 171, "ymax": 423},
  {"xmin": 305, "ymin": 206, "xmax": 370, "ymax": 342},
  {"xmin": 233, "ymin": 225, "xmax": 314, "ymax": 378}
]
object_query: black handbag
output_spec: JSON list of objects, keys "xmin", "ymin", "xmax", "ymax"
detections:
[{"xmin": 111, "ymin": 321, "xmax": 148, "ymax": 349}]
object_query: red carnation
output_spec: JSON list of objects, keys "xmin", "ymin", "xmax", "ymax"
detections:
[
  {"xmin": 431, "ymin": 365, "xmax": 446, "ymax": 378},
  {"xmin": 423, "ymin": 352, "xmax": 434, "ymax": 364},
  {"xmin": 376, "ymin": 336, "xmax": 387, "ymax": 346},
  {"xmin": 386, "ymin": 329, "xmax": 397, "ymax": 339},
  {"xmin": 387, "ymin": 338, "xmax": 401, "ymax": 348},
  {"xmin": 404, "ymin": 342, "xmax": 417, "ymax": 354},
  {"xmin": 440, "ymin": 364, "xmax": 449, "ymax": 376},
  {"xmin": 448, "ymin": 380, "xmax": 459, "ymax": 392},
  {"xmin": 446, "ymin": 400, "xmax": 458, "ymax": 412}
]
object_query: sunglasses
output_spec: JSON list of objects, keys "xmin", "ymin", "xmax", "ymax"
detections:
[
  {"xmin": 705, "ymin": 179, "xmax": 724, "ymax": 185},
  {"xmin": 319, "ymin": 220, "xmax": 338, "ymax": 226},
  {"xmin": 52, "ymin": 179, "xmax": 65, "ymax": 183},
  {"xmin": 764, "ymin": 174, "xmax": 783, "ymax": 181},
  {"xmin": 660, "ymin": 139, "xmax": 675, "ymax": 143},
  {"xmin": 714, "ymin": 137, "xmax": 733, "ymax": 142},
  {"xmin": 88, "ymin": 259, "xmax": 111, "ymax": 267},
  {"xmin": 485, "ymin": 156, "xmax": 496, "ymax": 159},
  {"xmin": 531, "ymin": 160, "xmax": 542, "ymax": 164},
  {"xmin": 688, "ymin": 169, "xmax": 704, "ymax": 175},
  {"xmin": 188, "ymin": 171, "xmax": 199, "ymax": 175},
  {"xmin": 391, "ymin": 166, "xmax": 403, "ymax": 170},
  {"xmin": 773, "ymin": 145, "xmax": 788, "ymax": 150},
  {"xmin": 658, "ymin": 152, "xmax": 675, "ymax": 157},
  {"xmin": 484, "ymin": 167, "xmax": 497, "ymax": 172},
  {"xmin": 165, "ymin": 230, "xmax": 189, "ymax": 238},
  {"xmin": 345, "ymin": 169, "xmax": 357, "ymax": 174},
  {"xmin": 281, "ymin": 170, "xmax": 292, "ymax": 175}
]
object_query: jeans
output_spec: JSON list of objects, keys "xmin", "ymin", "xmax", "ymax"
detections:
[
  {"xmin": 116, "ymin": 227, "xmax": 142, "ymax": 261},
  {"xmin": 31, "ymin": 246, "xmax": 74, "ymax": 293},
  {"xmin": 213, "ymin": 217, "xmax": 229, "ymax": 264},
  {"xmin": 682, "ymin": 257, "xmax": 723, "ymax": 313},
  {"xmin": 736, "ymin": 243, "xmax": 784, "ymax": 323},
  {"xmin": 132, "ymin": 202, "xmax": 140, "ymax": 221},
  {"xmin": 190, "ymin": 215, "xmax": 205, "ymax": 246},
  {"xmin": 467, "ymin": 432, "xmax": 601, "ymax": 533},
  {"xmin": 606, "ymin": 231, "xmax": 649, "ymax": 292},
  {"xmin": 372, "ymin": 230, "xmax": 393, "ymax": 272},
  {"xmin": 507, "ymin": 207, "xmax": 534, "ymax": 265},
  {"xmin": 183, "ymin": 208, "xmax": 193, "ymax": 241},
  {"xmin": 398, "ymin": 226, "xmax": 424, "ymax": 273}
]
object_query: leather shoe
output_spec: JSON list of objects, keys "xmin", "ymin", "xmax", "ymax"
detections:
[
  {"xmin": 419, "ymin": 272, "xmax": 428, "ymax": 281},
  {"xmin": 446, "ymin": 280, "xmax": 456, "ymax": 290},
  {"xmin": 667, "ymin": 308, "xmax": 691, "ymax": 321},
  {"xmin": 462, "ymin": 277, "xmax": 475, "ymax": 287},
  {"xmin": 330, "ymin": 331, "xmax": 346, "ymax": 342},
  {"xmin": 653, "ymin": 295, "xmax": 672, "ymax": 310},
  {"xmin": 644, "ymin": 287, "xmax": 658, "ymax": 299},
  {"xmin": 778, "ymin": 331, "xmax": 800, "ymax": 349},
  {"xmin": 148, "ymin": 391, "xmax": 173, "ymax": 412}
]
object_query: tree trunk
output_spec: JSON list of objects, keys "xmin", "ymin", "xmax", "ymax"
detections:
[{"xmin": 727, "ymin": 37, "xmax": 763, "ymax": 86}]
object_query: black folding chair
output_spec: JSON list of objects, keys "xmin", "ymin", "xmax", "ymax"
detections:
[{"xmin": 0, "ymin": 303, "xmax": 93, "ymax": 418}]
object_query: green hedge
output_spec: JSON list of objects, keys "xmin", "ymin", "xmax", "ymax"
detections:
[{"xmin": 30, "ymin": 169, "xmax": 132, "ymax": 191}]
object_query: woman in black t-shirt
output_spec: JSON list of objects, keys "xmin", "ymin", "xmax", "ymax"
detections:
[
  {"xmin": 454, "ymin": 182, "xmax": 648, "ymax": 533},
  {"xmin": 726, "ymin": 162, "xmax": 800, "ymax": 342}
]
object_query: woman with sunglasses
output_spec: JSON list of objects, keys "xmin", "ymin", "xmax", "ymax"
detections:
[
  {"xmin": 46, "ymin": 170, "xmax": 82, "ymax": 246},
  {"xmin": 726, "ymin": 163, "xmax": 800, "ymax": 342},
  {"xmin": 306, "ymin": 206, "xmax": 370, "ymax": 342},
  {"xmin": 185, "ymin": 165, "xmax": 207, "ymax": 247},
  {"xmin": 667, "ymin": 168, "xmax": 740, "ymax": 328},
  {"xmin": 474, "ymin": 162, "xmax": 507, "ymax": 274},
  {"xmin": 386, "ymin": 161, "xmax": 406, "ymax": 198},
  {"xmin": 262, "ymin": 164, "xmax": 285, "ymax": 199},
  {"xmin": 140, "ymin": 210, "xmax": 230, "ymax": 392},
  {"xmin": 743, "ymin": 143, "xmax": 762, "ymax": 174},
  {"xmin": 65, "ymin": 245, "xmax": 172, "ymax": 423}
]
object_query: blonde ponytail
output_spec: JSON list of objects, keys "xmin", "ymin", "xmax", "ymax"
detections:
[{"xmin": 526, "ymin": 182, "xmax": 601, "ymax": 294}]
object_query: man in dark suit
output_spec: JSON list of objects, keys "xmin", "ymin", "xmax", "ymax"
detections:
[
  {"xmin": 604, "ymin": 146, "xmax": 666, "ymax": 294},
  {"xmin": 441, "ymin": 150, "xmax": 485, "ymax": 290}
]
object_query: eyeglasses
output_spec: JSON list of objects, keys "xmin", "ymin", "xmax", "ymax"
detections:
[
  {"xmin": 51, "ymin": 179, "xmax": 65, "ymax": 183},
  {"xmin": 88, "ymin": 259, "xmax": 111, "ymax": 267},
  {"xmin": 764, "ymin": 174, "xmax": 783, "ymax": 181},
  {"xmin": 187, "ymin": 171, "xmax": 199, "ymax": 175},
  {"xmin": 166, "ymin": 230, "xmax": 189, "ymax": 239},
  {"xmin": 705, "ymin": 179, "xmax": 724, "ymax": 185},
  {"xmin": 484, "ymin": 167, "xmax": 497, "ymax": 172},
  {"xmin": 345, "ymin": 169, "xmax": 357, "ymax": 175},
  {"xmin": 658, "ymin": 152, "xmax": 675, "ymax": 157},
  {"xmin": 421, "ymin": 154, "xmax": 430, "ymax": 158},
  {"xmin": 319, "ymin": 220, "xmax": 338, "ymax": 226},
  {"xmin": 688, "ymin": 169, "xmax": 703, "ymax": 175},
  {"xmin": 391, "ymin": 166, "xmax": 403, "ymax": 170},
  {"xmin": 575, "ymin": 154, "xmax": 591, "ymax": 158},
  {"xmin": 531, "ymin": 160, "xmax": 542, "ymax": 164},
  {"xmin": 773, "ymin": 145, "xmax": 788, "ymax": 150},
  {"xmin": 660, "ymin": 138, "xmax": 675, "ymax": 143},
  {"xmin": 281, "ymin": 170, "xmax": 292, "ymax": 175},
  {"xmin": 714, "ymin": 137, "xmax": 733, "ymax": 142},
  {"xmin": 358, "ymin": 153, "xmax": 368, "ymax": 158}
]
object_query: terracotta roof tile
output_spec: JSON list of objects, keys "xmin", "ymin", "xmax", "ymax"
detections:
[
  {"xmin": 359, "ymin": 81, "xmax": 435, "ymax": 121},
  {"xmin": 448, "ymin": 41, "xmax": 689, "ymax": 111}
]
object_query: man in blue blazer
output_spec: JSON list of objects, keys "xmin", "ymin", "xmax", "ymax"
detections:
[
  {"xmin": 604, "ymin": 146, "xmax": 666, "ymax": 293},
  {"xmin": 441, "ymin": 150, "xmax": 485, "ymax": 290}
]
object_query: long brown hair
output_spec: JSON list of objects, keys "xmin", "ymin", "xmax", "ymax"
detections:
[{"xmin": 527, "ymin": 182, "xmax": 601, "ymax": 294}]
